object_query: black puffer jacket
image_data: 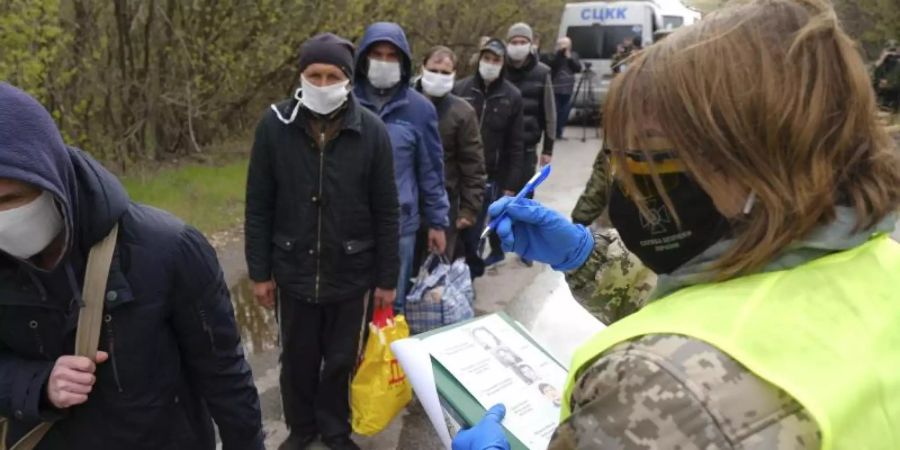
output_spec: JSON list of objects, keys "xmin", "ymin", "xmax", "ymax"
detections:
[
  {"xmin": 245, "ymin": 94, "xmax": 399, "ymax": 302},
  {"xmin": 505, "ymin": 53, "xmax": 556, "ymax": 156},
  {"xmin": 0, "ymin": 83, "xmax": 263, "ymax": 450},
  {"xmin": 453, "ymin": 74, "xmax": 525, "ymax": 192}
]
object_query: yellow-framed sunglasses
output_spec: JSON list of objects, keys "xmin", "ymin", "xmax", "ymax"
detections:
[{"xmin": 603, "ymin": 138, "xmax": 686, "ymax": 196}]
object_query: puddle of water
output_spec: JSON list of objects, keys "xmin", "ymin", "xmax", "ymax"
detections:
[{"xmin": 230, "ymin": 276, "xmax": 279, "ymax": 356}]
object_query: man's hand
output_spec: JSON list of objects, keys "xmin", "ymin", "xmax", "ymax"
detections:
[
  {"xmin": 428, "ymin": 229, "xmax": 447, "ymax": 255},
  {"xmin": 456, "ymin": 217, "xmax": 474, "ymax": 230},
  {"xmin": 374, "ymin": 288, "xmax": 396, "ymax": 310},
  {"xmin": 253, "ymin": 280, "xmax": 276, "ymax": 309},
  {"xmin": 540, "ymin": 154, "xmax": 552, "ymax": 167},
  {"xmin": 47, "ymin": 352, "xmax": 108, "ymax": 409},
  {"xmin": 503, "ymin": 190, "xmax": 516, "ymax": 197}
]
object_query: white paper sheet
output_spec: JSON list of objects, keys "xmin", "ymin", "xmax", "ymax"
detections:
[
  {"xmin": 422, "ymin": 315, "xmax": 567, "ymax": 449},
  {"xmin": 391, "ymin": 338, "xmax": 453, "ymax": 449}
]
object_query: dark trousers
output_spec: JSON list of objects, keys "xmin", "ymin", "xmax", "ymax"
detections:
[
  {"xmin": 521, "ymin": 149, "xmax": 538, "ymax": 199},
  {"xmin": 877, "ymin": 87, "xmax": 899, "ymax": 111},
  {"xmin": 461, "ymin": 181, "xmax": 501, "ymax": 278},
  {"xmin": 413, "ymin": 194, "xmax": 462, "ymax": 275},
  {"xmin": 278, "ymin": 291, "xmax": 373, "ymax": 439},
  {"xmin": 555, "ymin": 92, "xmax": 573, "ymax": 138}
]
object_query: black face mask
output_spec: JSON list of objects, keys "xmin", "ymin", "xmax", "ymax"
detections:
[{"xmin": 608, "ymin": 175, "xmax": 731, "ymax": 274}]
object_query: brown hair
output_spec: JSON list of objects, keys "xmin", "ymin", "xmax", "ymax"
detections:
[
  {"xmin": 423, "ymin": 46, "xmax": 457, "ymax": 67},
  {"xmin": 604, "ymin": 0, "xmax": 900, "ymax": 279}
]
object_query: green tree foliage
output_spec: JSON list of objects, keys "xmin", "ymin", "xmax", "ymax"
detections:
[
  {"xmin": 4, "ymin": 0, "xmax": 890, "ymax": 166},
  {"xmin": 687, "ymin": 0, "xmax": 898, "ymax": 57},
  {"xmin": 832, "ymin": 0, "xmax": 899, "ymax": 56},
  {"xmin": 0, "ymin": 0, "xmax": 564, "ymax": 167},
  {"xmin": 0, "ymin": 1, "xmax": 68, "ymax": 107}
]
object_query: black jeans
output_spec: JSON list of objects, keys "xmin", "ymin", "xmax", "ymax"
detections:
[
  {"xmin": 413, "ymin": 194, "xmax": 462, "ymax": 275},
  {"xmin": 461, "ymin": 181, "xmax": 501, "ymax": 278},
  {"xmin": 555, "ymin": 93, "xmax": 573, "ymax": 139},
  {"xmin": 521, "ymin": 149, "xmax": 538, "ymax": 199},
  {"xmin": 278, "ymin": 291, "xmax": 372, "ymax": 439}
]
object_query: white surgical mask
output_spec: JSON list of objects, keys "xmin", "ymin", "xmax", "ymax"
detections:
[
  {"xmin": 506, "ymin": 43, "xmax": 531, "ymax": 61},
  {"xmin": 479, "ymin": 61, "xmax": 503, "ymax": 82},
  {"xmin": 300, "ymin": 76, "xmax": 350, "ymax": 116},
  {"xmin": 0, "ymin": 191, "xmax": 63, "ymax": 260},
  {"xmin": 421, "ymin": 70, "xmax": 455, "ymax": 98},
  {"xmin": 367, "ymin": 59, "xmax": 402, "ymax": 89}
]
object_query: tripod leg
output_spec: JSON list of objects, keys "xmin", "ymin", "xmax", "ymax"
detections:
[
  {"xmin": 582, "ymin": 73, "xmax": 590, "ymax": 142},
  {"xmin": 585, "ymin": 73, "xmax": 600, "ymax": 139}
]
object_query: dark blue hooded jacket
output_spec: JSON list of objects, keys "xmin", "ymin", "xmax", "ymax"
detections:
[
  {"xmin": 0, "ymin": 84, "xmax": 263, "ymax": 450},
  {"xmin": 354, "ymin": 22, "xmax": 450, "ymax": 236}
]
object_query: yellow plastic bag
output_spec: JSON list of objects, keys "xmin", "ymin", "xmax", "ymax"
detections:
[{"xmin": 351, "ymin": 307, "xmax": 413, "ymax": 436}]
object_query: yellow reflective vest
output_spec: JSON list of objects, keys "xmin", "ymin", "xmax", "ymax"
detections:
[{"xmin": 563, "ymin": 235, "xmax": 900, "ymax": 450}]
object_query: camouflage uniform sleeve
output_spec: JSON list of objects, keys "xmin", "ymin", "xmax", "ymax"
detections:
[
  {"xmin": 571, "ymin": 150, "xmax": 611, "ymax": 226},
  {"xmin": 565, "ymin": 229, "xmax": 656, "ymax": 325},
  {"xmin": 548, "ymin": 334, "xmax": 821, "ymax": 450}
]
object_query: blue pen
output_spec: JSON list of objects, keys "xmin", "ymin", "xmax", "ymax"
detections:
[{"xmin": 480, "ymin": 164, "xmax": 552, "ymax": 240}]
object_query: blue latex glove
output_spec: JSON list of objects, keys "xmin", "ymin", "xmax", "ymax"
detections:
[
  {"xmin": 452, "ymin": 404, "xmax": 511, "ymax": 450},
  {"xmin": 488, "ymin": 197, "xmax": 594, "ymax": 271}
]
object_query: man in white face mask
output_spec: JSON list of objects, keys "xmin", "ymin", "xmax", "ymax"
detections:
[
  {"xmin": 0, "ymin": 184, "xmax": 64, "ymax": 265},
  {"xmin": 353, "ymin": 23, "xmax": 450, "ymax": 315},
  {"xmin": 0, "ymin": 83, "xmax": 264, "ymax": 450},
  {"xmin": 412, "ymin": 46, "xmax": 485, "ymax": 269},
  {"xmin": 246, "ymin": 33, "xmax": 400, "ymax": 450},
  {"xmin": 452, "ymin": 38, "xmax": 526, "ymax": 274},
  {"xmin": 504, "ymin": 22, "xmax": 557, "ymax": 267}
]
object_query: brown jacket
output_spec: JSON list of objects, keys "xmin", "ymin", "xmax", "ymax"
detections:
[{"xmin": 421, "ymin": 89, "xmax": 486, "ymax": 223}]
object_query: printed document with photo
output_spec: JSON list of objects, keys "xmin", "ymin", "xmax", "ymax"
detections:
[{"xmin": 422, "ymin": 315, "xmax": 567, "ymax": 449}]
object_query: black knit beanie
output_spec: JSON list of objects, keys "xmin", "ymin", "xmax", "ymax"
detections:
[{"xmin": 299, "ymin": 33, "xmax": 356, "ymax": 78}]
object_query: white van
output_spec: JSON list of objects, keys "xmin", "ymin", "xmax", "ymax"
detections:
[{"xmin": 559, "ymin": 0, "xmax": 700, "ymax": 116}]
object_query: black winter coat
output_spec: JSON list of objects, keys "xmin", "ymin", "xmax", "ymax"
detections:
[
  {"xmin": 0, "ymin": 84, "xmax": 263, "ymax": 450},
  {"xmin": 505, "ymin": 54, "xmax": 557, "ymax": 156},
  {"xmin": 453, "ymin": 75, "xmax": 525, "ymax": 192},
  {"xmin": 542, "ymin": 49, "xmax": 583, "ymax": 96},
  {"xmin": 245, "ymin": 94, "xmax": 399, "ymax": 302}
]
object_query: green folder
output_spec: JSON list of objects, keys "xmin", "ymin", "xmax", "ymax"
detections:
[{"xmin": 415, "ymin": 312, "xmax": 568, "ymax": 450}]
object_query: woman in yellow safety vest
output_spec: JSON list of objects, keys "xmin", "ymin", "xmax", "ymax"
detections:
[{"xmin": 451, "ymin": 0, "xmax": 900, "ymax": 449}]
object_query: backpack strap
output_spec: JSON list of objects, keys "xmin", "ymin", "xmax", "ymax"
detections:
[
  {"xmin": 3, "ymin": 224, "xmax": 119, "ymax": 450},
  {"xmin": 74, "ymin": 224, "xmax": 119, "ymax": 358}
]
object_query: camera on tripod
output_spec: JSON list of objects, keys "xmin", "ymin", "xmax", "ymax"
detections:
[{"xmin": 571, "ymin": 62, "xmax": 601, "ymax": 142}]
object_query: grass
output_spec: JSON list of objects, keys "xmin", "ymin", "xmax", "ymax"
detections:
[{"xmin": 121, "ymin": 160, "xmax": 249, "ymax": 235}]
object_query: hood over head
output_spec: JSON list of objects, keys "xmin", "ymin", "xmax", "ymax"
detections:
[
  {"xmin": 0, "ymin": 83, "xmax": 129, "ymax": 268},
  {"xmin": 355, "ymin": 22, "xmax": 414, "ymax": 86}
]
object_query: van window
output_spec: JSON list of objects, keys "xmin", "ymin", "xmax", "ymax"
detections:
[
  {"xmin": 567, "ymin": 25, "xmax": 643, "ymax": 59},
  {"xmin": 662, "ymin": 15, "xmax": 684, "ymax": 30}
]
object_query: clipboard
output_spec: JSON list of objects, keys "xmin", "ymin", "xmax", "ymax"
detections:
[{"xmin": 415, "ymin": 312, "xmax": 568, "ymax": 450}]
